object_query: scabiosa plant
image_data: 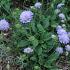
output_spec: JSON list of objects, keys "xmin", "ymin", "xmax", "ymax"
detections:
[
  {"xmin": 34, "ymin": 2, "xmax": 42, "ymax": 9},
  {"xmin": 58, "ymin": 13, "xmax": 66, "ymax": 20},
  {"xmin": 65, "ymin": 45, "xmax": 70, "ymax": 52},
  {"xmin": 19, "ymin": 11, "xmax": 33, "ymax": 23},
  {"xmin": 56, "ymin": 47, "xmax": 63, "ymax": 54},
  {"xmin": 0, "ymin": 19, "xmax": 10, "ymax": 31},
  {"xmin": 57, "ymin": 3, "xmax": 64, "ymax": 9},
  {"xmin": 23, "ymin": 47, "xmax": 33, "ymax": 54},
  {"xmin": 56, "ymin": 25, "xmax": 69, "ymax": 44}
]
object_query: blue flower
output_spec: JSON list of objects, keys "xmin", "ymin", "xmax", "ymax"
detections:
[
  {"xmin": 65, "ymin": 45, "xmax": 70, "ymax": 52},
  {"xmin": 58, "ymin": 34, "xmax": 69, "ymax": 44},
  {"xmin": 57, "ymin": 26, "xmax": 67, "ymax": 35},
  {"xmin": 34, "ymin": 2, "xmax": 42, "ymax": 9},
  {"xmin": 68, "ymin": 32, "xmax": 70, "ymax": 38},
  {"xmin": 56, "ymin": 25, "xmax": 69, "ymax": 44},
  {"xmin": 57, "ymin": 3, "xmax": 64, "ymax": 9},
  {"xmin": 58, "ymin": 13, "xmax": 66, "ymax": 20},
  {"xmin": 19, "ymin": 11, "xmax": 33, "ymax": 23},
  {"xmin": 56, "ymin": 47, "xmax": 63, "ymax": 54},
  {"xmin": 0, "ymin": 19, "xmax": 10, "ymax": 31},
  {"xmin": 24, "ymin": 47, "xmax": 33, "ymax": 53}
]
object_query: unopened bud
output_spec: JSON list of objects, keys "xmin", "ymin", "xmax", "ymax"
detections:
[
  {"xmin": 6, "ymin": 61, "xmax": 10, "ymax": 70},
  {"xmin": 51, "ymin": 34, "xmax": 56, "ymax": 39}
]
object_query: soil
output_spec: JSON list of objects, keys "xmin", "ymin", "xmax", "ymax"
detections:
[
  {"xmin": 12, "ymin": 0, "xmax": 34, "ymax": 9},
  {"xmin": 56, "ymin": 54, "xmax": 70, "ymax": 70}
]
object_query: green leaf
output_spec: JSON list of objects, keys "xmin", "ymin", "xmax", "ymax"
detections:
[
  {"xmin": 44, "ymin": 52, "xmax": 59, "ymax": 68},
  {"xmin": 31, "ymin": 22, "xmax": 37, "ymax": 33},
  {"xmin": 34, "ymin": 66, "xmax": 41, "ymax": 70},
  {"xmin": 43, "ymin": 18, "xmax": 50, "ymax": 28},
  {"xmin": 15, "ymin": 24, "xmax": 22, "ymax": 29},
  {"xmin": 17, "ymin": 40, "xmax": 29, "ymax": 47},
  {"xmin": 19, "ymin": 54, "xmax": 28, "ymax": 61},
  {"xmin": 29, "ymin": 36, "xmax": 38, "ymax": 47},
  {"xmin": 42, "ymin": 32, "xmax": 51, "ymax": 41},
  {"xmin": 37, "ymin": 47, "xmax": 42, "ymax": 56},
  {"xmin": 37, "ymin": 24, "xmax": 45, "ymax": 33}
]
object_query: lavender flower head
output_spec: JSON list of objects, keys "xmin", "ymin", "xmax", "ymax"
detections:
[
  {"xmin": 57, "ymin": 27, "xmax": 67, "ymax": 35},
  {"xmin": 24, "ymin": 47, "xmax": 33, "ymax": 53},
  {"xmin": 56, "ymin": 25, "xmax": 69, "ymax": 44},
  {"xmin": 0, "ymin": 19, "xmax": 9, "ymax": 31},
  {"xmin": 68, "ymin": 32, "xmax": 70, "ymax": 38},
  {"xmin": 19, "ymin": 11, "xmax": 33, "ymax": 23},
  {"xmin": 58, "ymin": 13, "xmax": 66, "ymax": 20},
  {"xmin": 65, "ymin": 45, "xmax": 70, "ymax": 52},
  {"xmin": 34, "ymin": 2, "xmax": 42, "ymax": 8},
  {"xmin": 56, "ymin": 25, "xmax": 62, "ymax": 29},
  {"xmin": 58, "ymin": 34, "xmax": 69, "ymax": 44},
  {"xmin": 56, "ymin": 25, "xmax": 67, "ymax": 34},
  {"xmin": 57, "ymin": 3, "xmax": 64, "ymax": 9},
  {"xmin": 56, "ymin": 47, "xmax": 63, "ymax": 54}
]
